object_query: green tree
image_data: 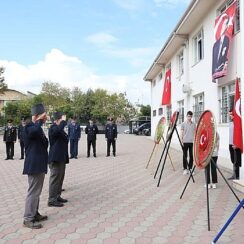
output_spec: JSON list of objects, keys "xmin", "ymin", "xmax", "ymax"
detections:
[
  {"xmin": 0, "ymin": 66, "xmax": 8, "ymax": 93},
  {"xmin": 139, "ymin": 105, "xmax": 151, "ymax": 117}
]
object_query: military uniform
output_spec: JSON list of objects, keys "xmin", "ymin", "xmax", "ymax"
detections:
[
  {"xmin": 105, "ymin": 119, "xmax": 117, "ymax": 156},
  {"xmin": 18, "ymin": 121, "xmax": 26, "ymax": 159},
  {"xmin": 48, "ymin": 112, "xmax": 69, "ymax": 207},
  {"xmin": 85, "ymin": 122, "xmax": 98, "ymax": 157},
  {"xmin": 68, "ymin": 119, "xmax": 81, "ymax": 159},
  {"xmin": 3, "ymin": 120, "xmax": 17, "ymax": 160}
]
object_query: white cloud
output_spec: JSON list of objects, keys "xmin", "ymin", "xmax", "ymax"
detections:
[
  {"xmin": 86, "ymin": 32, "xmax": 118, "ymax": 46},
  {"xmin": 0, "ymin": 49, "xmax": 150, "ymax": 104}
]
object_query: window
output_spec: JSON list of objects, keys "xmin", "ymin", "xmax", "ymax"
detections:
[
  {"xmin": 159, "ymin": 72, "xmax": 163, "ymax": 81},
  {"xmin": 193, "ymin": 29, "xmax": 204, "ymax": 64},
  {"xmin": 178, "ymin": 51, "xmax": 184, "ymax": 76},
  {"xmin": 178, "ymin": 100, "xmax": 184, "ymax": 124},
  {"xmin": 158, "ymin": 107, "xmax": 163, "ymax": 116},
  {"xmin": 153, "ymin": 110, "xmax": 156, "ymax": 117},
  {"xmin": 166, "ymin": 105, "xmax": 172, "ymax": 123},
  {"xmin": 193, "ymin": 93, "xmax": 204, "ymax": 123},
  {"xmin": 219, "ymin": 82, "xmax": 235, "ymax": 123},
  {"xmin": 218, "ymin": 0, "xmax": 240, "ymax": 33}
]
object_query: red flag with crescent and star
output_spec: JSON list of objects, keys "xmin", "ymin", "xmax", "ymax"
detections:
[
  {"xmin": 233, "ymin": 78, "xmax": 243, "ymax": 153},
  {"xmin": 162, "ymin": 69, "xmax": 171, "ymax": 105},
  {"xmin": 212, "ymin": 1, "xmax": 236, "ymax": 80}
]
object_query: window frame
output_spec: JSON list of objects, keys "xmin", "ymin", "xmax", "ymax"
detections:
[{"xmin": 193, "ymin": 28, "xmax": 204, "ymax": 64}]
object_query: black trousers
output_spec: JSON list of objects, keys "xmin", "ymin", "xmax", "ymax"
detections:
[
  {"xmin": 20, "ymin": 140, "xmax": 25, "ymax": 159},
  {"xmin": 229, "ymin": 145, "xmax": 242, "ymax": 179},
  {"xmin": 107, "ymin": 139, "xmax": 116, "ymax": 156},
  {"xmin": 183, "ymin": 143, "xmax": 193, "ymax": 170},
  {"xmin": 87, "ymin": 140, "xmax": 96, "ymax": 156},
  {"xmin": 206, "ymin": 156, "xmax": 218, "ymax": 184},
  {"xmin": 6, "ymin": 141, "xmax": 14, "ymax": 159}
]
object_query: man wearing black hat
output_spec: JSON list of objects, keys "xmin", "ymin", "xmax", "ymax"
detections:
[
  {"xmin": 68, "ymin": 116, "xmax": 81, "ymax": 159},
  {"xmin": 48, "ymin": 112, "xmax": 69, "ymax": 207},
  {"xmin": 3, "ymin": 119, "xmax": 17, "ymax": 160},
  {"xmin": 85, "ymin": 118, "xmax": 98, "ymax": 157},
  {"xmin": 105, "ymin": 117, "xmax": 117, "ymax": 157},
  {"xmin": 18, "ymin": 118, "xmax": 26, "ymax": 159},
  {"xmin": 23, "ymin": 104, "xmax": 48, "ymax": 229}
]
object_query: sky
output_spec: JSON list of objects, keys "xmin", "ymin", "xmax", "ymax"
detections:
[{"xmin": 0, "ymin": 0, "xmax": 190, "ymax": 105}]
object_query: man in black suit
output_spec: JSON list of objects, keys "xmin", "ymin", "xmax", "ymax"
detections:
[
  {"xmin": 212, "ymin": 17, "xmax": 230, "ymax": 78},
  {"xmin": 85, "ymin": 118, "xmax": 98, "ymax": 157},
  {"xmin": 48, "ymin": 112, "xmax": 69, "ymax": 207},
  {"xmin": 23, "ymin": 104, "xmax": 48, "ymax": 229},
  {"xmin": 105, "ymin": 117, "xmax": 118, "ymax": 157},
  {"xmin": 3, "ymin": 119, "xmax": 17, "ymax": 160}
]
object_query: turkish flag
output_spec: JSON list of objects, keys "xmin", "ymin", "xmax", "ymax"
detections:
[
  {"xmin": 162, "ymin": 69, "xmax": 171, "ymax": 105},
  {"xmin": 233, "ymin": 78, "xmax": 243, "ymax": 153}
]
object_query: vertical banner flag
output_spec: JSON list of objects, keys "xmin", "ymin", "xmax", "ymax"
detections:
[
  {"xmin": 212, "ymin": 1, "xmax": 236, "ymax": 80},
  {"xmin": 233, "ymin": 78, "xmax": 243, "ymax": 153},
  {"xmin": 162, "ymin": 69, "xmax": 171, "ymax": 105}
]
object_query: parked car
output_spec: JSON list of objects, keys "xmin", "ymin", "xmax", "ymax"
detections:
[
  {"xmin": 143, "ymin": 128, "xmax": 151, "ymax": 136},
  {"xmin": 133, "ymin": 122, "xmax": 151, "ymax": 135}
]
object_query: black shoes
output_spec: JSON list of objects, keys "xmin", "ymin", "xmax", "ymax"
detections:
[
  {"xmin": 34, "ymin": 213, "xmax": 48, "ymax": 222},
  {"xmin": 19, "ymin": 157, "xmax": 24, "ymax": 160},
  {"xmin": 94, "ymin": 154, "xmax": 96, "ymax": 157},
  {"xmin": 48, "ymin": 201, "xmax": 64, "ymax": 207},
  {"xmin": 87, "ymin": 155, "xmax": 90, "ymax": 158},
  {"xmin": 57, "ymin": 197, "xmax": 68, "ymax": 203},
  {"xmin": 228, "ymin": 175, "xmax": 235, "ymax": 180},
  {"xmin": 23, "ymin": 220, "xmax": 43, "ymax": 229}
]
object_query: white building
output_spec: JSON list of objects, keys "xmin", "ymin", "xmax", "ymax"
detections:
[{"xmin": 144, "ymin": 0, "xmax": 244, "ymax": 178}]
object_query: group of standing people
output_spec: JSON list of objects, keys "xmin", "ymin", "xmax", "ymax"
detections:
[
  {"xmin": 68, "ymin": 117, "xmax": 118, "ymax": 158},
  {"xmin": 19, "ymin": 103, "xmax": 118, "ymax": 229},
  {"xmin": 180, "ymin": 110, "xmax": 241, "ymax": 189}
]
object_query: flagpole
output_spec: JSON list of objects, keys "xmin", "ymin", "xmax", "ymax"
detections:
[{"xmin": 240, "ymin": 0, "xmax": 244, "ymax": 180}]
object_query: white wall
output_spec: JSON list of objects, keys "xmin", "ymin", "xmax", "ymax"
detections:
[{"xmin": 150, "ymin": 1, "xmax": 241, "ymax": 171}]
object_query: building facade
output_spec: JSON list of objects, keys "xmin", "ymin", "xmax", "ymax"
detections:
[{"xmin": 144, "ymin": 0, "xmax": 244, "ymax": 177}]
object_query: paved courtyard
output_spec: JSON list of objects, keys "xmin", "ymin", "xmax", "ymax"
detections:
[{"xmin": 0, "ymin": 133, "xmax": 243, "ymax": 244}]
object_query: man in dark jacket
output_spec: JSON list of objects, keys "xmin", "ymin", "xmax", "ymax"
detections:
[
  {"xmin": 105, "ymin": 117, "xmax": 118, "ymax": 157},
  {"xmin": 18, "ymin": 118, "xmax": 26, "ymax": 159},
  {"xmin": 3, "ymin": 119, "xmax": 17, "ymax": 160},
  {"xmin": 85, "ymin": 118, "xmax": 98, "ymax": 157},
  {"xmin": 48, "ymin": 112, "xmax": 69, "ymax": 207},
  {"xmin": 23, "ymin": 104, "xmax": 48, "ymax": 229},
  {"xmin": 68, "ymin": 117, "xmax": 81, "ymax": 159}
]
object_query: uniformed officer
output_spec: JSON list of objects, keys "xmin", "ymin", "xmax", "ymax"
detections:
[
  {"xmin": 3, "ymin": 119, "xmax": 17, "ymax": 160},
  {"xmin": 68, "ymin": 116, "xmax": 81, "ymax": 159},
  {"xmin": 18, "ymin": 118, "xmax": 26, "ymax": 159},
  {"xmin": 85, "ymin": 118, "xmax": 98, "ymax": 157},
  {"xmin": 48, "ymin": 112, "xmax": 69, "ymax": 207},
  {"xmin": 105, "ymin": 117, "xmax": 118, "ymax": 157},
  {"xmin": 23, "ymin": 104, "xmax": 48, "ymax": 229}
]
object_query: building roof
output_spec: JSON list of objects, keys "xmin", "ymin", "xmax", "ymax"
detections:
[{"xmin": 143, "ymin": 0, "xmax": 217, "ymax": 81}]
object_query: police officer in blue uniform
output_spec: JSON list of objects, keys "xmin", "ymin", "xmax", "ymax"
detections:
[
  {"xmin": 3, "ymin": 119, "xmax": 17, "ymax": 160},
  {"xmin": 48, "ymin": 112, "xmax": 69, "ymax": 207},
  {"xmin": 18, "ymin": 118, "xmax": 26, "ymax": 159},
  {"xmin": 68, "ymin": 116, "xmax": 81, "ymax": 159},
  {"xmin": 23, "ymin": 104, "xmax": 48, "ymax": 229},
  {"xmin": 85, "ymin": 118, "xmax": 98, "ymax": 157},
  {"xmin": 105, "ymin": 117, "xmax": 117, "ymax": 157}
]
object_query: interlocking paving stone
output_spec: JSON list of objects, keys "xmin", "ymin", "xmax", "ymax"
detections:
[{"xmin": 0, "ymin": 134, "xmax": 244, "ymax": 243}]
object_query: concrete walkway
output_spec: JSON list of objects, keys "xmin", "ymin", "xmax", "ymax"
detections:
[{"xmin": 0, "ymin": 134, "xmax": 243, "ymax": 244}]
